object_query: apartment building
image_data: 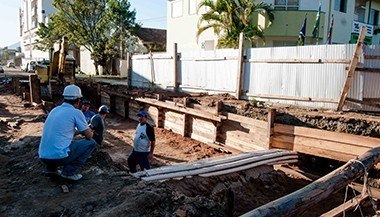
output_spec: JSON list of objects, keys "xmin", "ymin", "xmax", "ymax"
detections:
[
  {"xmin": 19, "ymin": 0, "xmax": 56, "ymax": 64},
  {"xmin": 167, "ymin": 0, "xmax": 380, "ymax": 51}
]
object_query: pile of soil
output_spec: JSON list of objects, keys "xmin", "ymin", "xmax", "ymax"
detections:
[{"xmin": 1, "ymin": 81, "xmax": 378, "ymax": 217}]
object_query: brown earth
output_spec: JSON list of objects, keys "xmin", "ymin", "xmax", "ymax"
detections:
[{"xmin": 0, "ymin": 81, "xmax": 378, "ymax": 217}]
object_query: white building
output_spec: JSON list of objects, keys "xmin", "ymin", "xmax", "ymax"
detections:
[
  {"xmin": 167, "ymin": 0, "xmax": 380, "ymax": 51},
  {"xmin": 19, "ymin": 0, "xmax": 56, "ymax": 64}
]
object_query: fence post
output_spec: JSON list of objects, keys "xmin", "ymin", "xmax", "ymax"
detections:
[
  {"xmin": 173, "ymin": 43, "xmax": 179, "ymax": 92},
  {"xmin": 236, "ymin": 32, "xmax": 245, "ymax": 100},
  {"xmin": 267, "ymin": 108, "xmax": 276, "ymax": 149},
  {"xmin": 126, "ymin": 52, "xmax": 132, "ymax": 87},
  {"xmin": 149, "ymin": 51, "xmax": 155, "ymax": 85},
  {"xmin": 29, "ymin": 74, "xmax": 41, "ymax": 104}
]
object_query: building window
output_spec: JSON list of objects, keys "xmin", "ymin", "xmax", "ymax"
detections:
[
  {"xmin": 171, "ymin": 0, "xmax": 183, "ymax": 18},
  {"xmin": 355, "ymin": 0, "xmax": 366, "ymax": 22},
  {"xmin": 274, "ymin": 0, "xmax": 299, "ymax": 11},
  {"xmin": 370, "ymin": 9, "xmax": 379, "ymax": 26},
  {"xmin": 334, "ymin": 0, "xmax": 347, "ymax": 13},
  {"xmin": 189, "ymin": 0, "xmax": 197, "ymax": 15}
]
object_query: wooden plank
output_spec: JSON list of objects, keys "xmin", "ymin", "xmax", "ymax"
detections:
[
  {"xmin": 274, "ymin": 124, "xmax": 380, "ymax": 149},
  {"xmin": 267, "ymin": 109, "xmax": 276, "ymax": 149},
  {"xmin": 320, "ymin": 194, "xmax": 368, "ymax": 217},
  {"xmin": 246, "ymin": 93, "xmax": 338, "ymax": 103},
  {"xmin": 29, "ymin": 74, "xmax": 41, "ymax": 104},
  {"xmin": 236, "ymin": 32, "xmax": 245, "ymax": 100},
  {"xmin": 337, "ymin": 26, "xmax": 366, "ymax": 111},
  {"xmin": 351, "ymin": 183, "xmax": 380, "ymax": 200},
  {"xmin": 272, "ymin": 133, "xmax": 369, "ymax": 161},
  {"xmin": 246, "ymin": 58, "xmax": 351, "ymax": 63},
  {"xmin": 364, "ymin": 55, "xmax": 380, "ymax": 60},
  {"xmin": 346, "ymin": 97, "xmax": 380, "ymax": 109},
  {"xmin": 226, "ymin": 113, "xmax": 267, "ymax": 129},
  {"xmin": 225, "ymin": 137, "xmax": 267, "ymax": 151},
  {"xmin": 135, "ymin": 98, "xmax": 225, "ymax": 122}
]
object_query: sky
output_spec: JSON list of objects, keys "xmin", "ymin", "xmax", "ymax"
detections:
[{"xmin": 0, "ymin": 0, "xmax": 167, "ymax": 48}]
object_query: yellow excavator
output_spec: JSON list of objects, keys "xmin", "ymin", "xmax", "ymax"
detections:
[{"xmin": 36, "ymin": 36, "xmax": 76, "ymax": 97}]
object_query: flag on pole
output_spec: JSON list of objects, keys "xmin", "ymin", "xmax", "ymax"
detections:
[
  {"xmin": 297, "ymin": 16, "xmax": 307, "ymax": 46},
  {"xmin": 312, "ymin": 3, "xmax": 321, "ymax": 38},
  {"xmin": 326, "ymin": 15, "xmax": 334, "ymax": 44}
]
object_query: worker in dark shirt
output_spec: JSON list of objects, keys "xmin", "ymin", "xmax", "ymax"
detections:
[
  {"xmin": 82, "ymin": 99, "xmax": 95, "ymax": 123},
  {"xmin": 90, "ymin": 105, "xmax": 109, "ymax": 146}
]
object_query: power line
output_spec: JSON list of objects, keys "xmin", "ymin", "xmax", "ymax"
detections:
[{"xmin": 138, "ymin": 16, "xmax": 166, "ymax": 21}]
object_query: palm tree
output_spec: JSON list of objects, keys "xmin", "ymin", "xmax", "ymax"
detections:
[{"xmin": 197, "ymin": 0, "xmax": 274, "ymax": 48}]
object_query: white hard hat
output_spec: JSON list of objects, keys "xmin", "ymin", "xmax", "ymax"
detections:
[{"xmin": 62, "ymin": 85, "xmax": 83, "ymax": 100}]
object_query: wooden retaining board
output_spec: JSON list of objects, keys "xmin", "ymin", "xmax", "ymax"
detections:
[
  {"xmin": 189, "ymin": 116, "xmax": 216, "ymax": 144},
  {"xmin": 164, "ymin": 109, "xmax": 185, "ymax": 135},
  {"xmin": 115, "ymin": 96, "xmax": 126, "ymax": 117},
  {"xmin": 272, "ymin": 123, "xmax": 380, "ymax": 162},
  {"xmin": 100, "ymin": 91, "xmax": 111, "ymax": 108},
  {"xmin": 220, "ymin": 113, "xmax": 268, "ymax": 151}
]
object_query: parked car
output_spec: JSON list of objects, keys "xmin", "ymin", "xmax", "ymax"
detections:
[
  {"xmin": 21, "ymin": 61, "xmax": 37, "ymax": 72},
  {"xmin": 0, "ymin": 64, "xmax": 4, "ymax": 73},
  {"xmin": 7, "ymin": 62, "xmax": 15, "ymax": 68}
]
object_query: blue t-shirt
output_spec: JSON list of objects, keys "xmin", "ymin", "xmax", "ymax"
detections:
[
  {"xmin": 39, "ymin": 103, "xmax": 89, "ymax": 159},
  {"xmin": 83, "ymin": 110, "xmax": 96, "ymax": 123}
]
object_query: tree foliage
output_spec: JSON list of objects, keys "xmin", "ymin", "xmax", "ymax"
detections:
[
  {"xmin": 36, "ymin": 0, "xmax": 141, "ymax": 75},
  {"xmin": 197, "ymin": 0, "xmax": 274, "ymax": 48}
]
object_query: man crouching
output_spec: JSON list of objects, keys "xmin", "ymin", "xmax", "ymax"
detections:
[{"xmin": 39, "ymin": 85, "xmax": 96, "ymax": 181}]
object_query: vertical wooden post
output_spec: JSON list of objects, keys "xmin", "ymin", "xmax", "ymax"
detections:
[
  {"xmin": 110, "ymin": 95, "xmax": 116, "ymax": 113},
  {"xmin": 157, "ymin": 107, "xmax": 164, "ymax": 128},
  {"xmin": 149, "ymin": 51, "xmax": 155, "ymax": 85},
  {"xmin": 213, "ymin": 100, "xmax": 224, "ymax": 143},
  {"xmin": 173, "ymin": 43, "xmax": 179, "ymax": 92},
  {"xmin": 29, "ymin": 74, "xmax": 41, "ymax": 104},
  {"xmin": 267, "ymin": 108, "xmax": 276, "ymax": 149},
  {"xmin": 337, "ymin": 27, "xmax": 366, "ymax": 111},
  {"xmin": 236, "ymin": 32, "xmax": 245, "ymax": 100},
  {"xmin": 126, "ymin": 52, "xmax": 132, "ymax": 87},
  {"xmin": 124, "ymin": 99, "xmax": 129, "ymax": 118},
  {"xmin": 13, "ymin": 77, "xmax": 20, "ymax": 95},
  {"xmin": 181, "ymin": 97, "xmax": 190, "ymax": 137}
]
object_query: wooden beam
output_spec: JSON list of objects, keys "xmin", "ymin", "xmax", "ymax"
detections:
[
  {"xmin": 236, "ymin": 32, "xmax": 245, "ymax": 100},
  {"xmin": 241, "ymin": 147, "xmax": 380, "ymax": 217},
  {"xmin": 346, "ymin": 97, "xmax": 380, "ymax": 109},
  {"xmin": 126, "ymin": 52, "xmax": 132, "ymax": 87},
  {"xmin": 226, "ymin": 113, "xmax": 267, "ymax": 129},
  {"xmin": 173, "ymin": 43, "xmax": 179, "ymax": 92},
  {"xmin": 320, "ymin": 194, "xmax": 369, "ymax": 217},
  {"xmin": 364, "ymin": 55, "xmax": 380, "ymax": 60},
  {"xmin": 274, "ymin": 124, "xmax": 380, "ymax": 149},
  {"xmin": 134, "ymin": 98, "xmax": 226, "ymax": 122},
  {"xmin": 337, "ymin": 26, "xmax": 366, "ymax": 111},
  {"xmin": 246, "ymin": 93, "xmax": 338, "ymax": 103},
  {"xmin": 346, "ymin": 67, "xmax": 380, "ymax": 73},
  {"xmin": 246, "ymin": 58, "xmax": 351, "ymax": 63},
  {"xmin": 267, "ymin": 108, "xmax": 276, "ymax": 149},
  {"xmin": 29, "ymin": 74, "xmax": 41, "ymax": 104},
  {"xmin": 350, "ymin": 182, "xmax": 380, "ymax": 200}
]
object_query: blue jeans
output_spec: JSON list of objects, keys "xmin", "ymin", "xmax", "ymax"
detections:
[
  {"xmin": 128, "ymin": 150, "xmax": 150, "ymax": 173},
  {"xmin": 40, "ymin": 138, "xmax": 96, "ymax": 176}
]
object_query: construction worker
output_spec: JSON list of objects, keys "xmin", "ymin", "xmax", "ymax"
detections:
[
  {"xmin": 128, "ymin": 110, "xmax": 156, "ymax": 173},
  {"xmin": 81, "ymin": 99, "xmax": 95, "ymax": 123},
  {"xmin": 90, "ymin": 105, "xmax": 109, "ymax": 146},
  {"xmin": 38, "ymin": 85, "xmax": 96, "ymax": 181}
]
